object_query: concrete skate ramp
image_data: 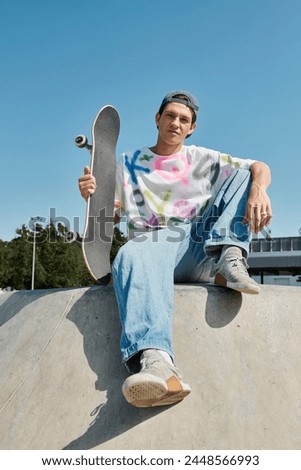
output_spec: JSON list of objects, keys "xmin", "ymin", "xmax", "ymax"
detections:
[{"xmin": 0, "ymin": 284, "xmax": 300, "ymax": 450}]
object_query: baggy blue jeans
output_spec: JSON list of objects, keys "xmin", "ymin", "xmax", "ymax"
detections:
[{"xmin": 112, "ymin": 169, "xmax": 252, "ymax": 370}]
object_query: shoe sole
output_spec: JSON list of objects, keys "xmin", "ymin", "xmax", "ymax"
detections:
[
  {"xmin": 214, "ymin": 273, "xmax": 260, "ymax": 295},
  {"xmin": 123, "ymin": 375, "xmax": 191, "ymax": 408}
]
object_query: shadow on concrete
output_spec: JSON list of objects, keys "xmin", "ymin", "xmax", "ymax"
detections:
[
  {"xmin": 64, "ymin": 287, "xmax": 165, "ymax": 450},
  {"xmin": 204, "ymin": 285, "xmax": 242, "ymax": 328}
]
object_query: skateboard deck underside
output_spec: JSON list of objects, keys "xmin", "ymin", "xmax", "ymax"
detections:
[{"xmin": 82, "ymin": 105, "xmax": 120, "ymax": 284}]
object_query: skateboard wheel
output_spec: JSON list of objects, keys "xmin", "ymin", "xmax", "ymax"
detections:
[
  {"xmin": 65, "ymin": 230, "xmax": 82, "ymax": 243},
  {"xmin": 75, "ymin": 134, "xmax": 89, "ymax": 149}
]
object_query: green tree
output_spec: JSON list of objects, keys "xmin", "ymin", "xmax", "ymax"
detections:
[
  {"xmin": 0, "ymin": 223, "xmax": 127, "ymax": 290},
  {"xmin": 6, "ymin": 225, "xmax": 33, "ymax": 290},
  {"xmin": 0, "ymin": 240, "xmax": 11, "ymax": 287}
]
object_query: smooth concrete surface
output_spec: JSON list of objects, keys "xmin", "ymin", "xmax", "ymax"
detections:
[{"xmin": 0, "ymin": 284, "xmax": 300, "ymax": 450}]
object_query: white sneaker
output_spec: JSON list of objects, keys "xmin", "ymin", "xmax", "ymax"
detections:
[
  {"xmin": 122, "ymin": 350, "xmax": 191, "ymax": 408},
  {"xmin": 211, "ymin": 246, "xmax": 260, "ymax": 294}
]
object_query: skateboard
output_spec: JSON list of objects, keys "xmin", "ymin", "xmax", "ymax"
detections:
[{"xmin": 75, "ymin": 105, "xmax": 120, "ymax": 285}]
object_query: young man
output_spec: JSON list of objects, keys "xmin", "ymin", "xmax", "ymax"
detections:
[{"xmin": 78, "ymin": 90, "xmax": 272, "ymax": 408}]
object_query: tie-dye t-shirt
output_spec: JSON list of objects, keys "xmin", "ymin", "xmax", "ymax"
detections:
[{"xmin": 115, "ymin": 145, "xmax": 256, "ymax": 238}]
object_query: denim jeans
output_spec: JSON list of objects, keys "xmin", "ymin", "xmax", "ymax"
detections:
[{"xmin": 112, "ymin": 169, "xmax": 252, "ymax": 370}]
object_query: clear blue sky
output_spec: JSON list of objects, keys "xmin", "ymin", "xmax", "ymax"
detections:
[{"xmin": 1, "ymin": 0, "xmax": 300, "ymax": 241}]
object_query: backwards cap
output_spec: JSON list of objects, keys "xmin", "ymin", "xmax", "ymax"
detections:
[{"xmin": 160, "ymin": 90, "xmax": 199, "ymax": 115}]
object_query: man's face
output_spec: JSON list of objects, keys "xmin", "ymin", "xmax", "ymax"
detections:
[{"xmin": 155, "ymin": 102, "xmax": 196, "ymax": 146}]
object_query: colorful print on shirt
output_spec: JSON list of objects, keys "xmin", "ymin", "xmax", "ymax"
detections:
[{"xmin": 115, "ymin": 145, "xmax": 256, "ymax": 238}]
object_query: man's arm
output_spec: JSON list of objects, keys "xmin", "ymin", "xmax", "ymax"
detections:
[
  {"xmin": 244, "ymin": 161, "xmax": 272, "ymax": 234},
  {"xmin": 78, "ymin": 166, "xmax": 120, "ymax": 224},
  {"xmin": 78, "ymin": 166, "xmax": 97, "ymax": 200}
]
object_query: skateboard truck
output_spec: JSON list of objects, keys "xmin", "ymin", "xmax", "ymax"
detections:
[{"xmin": 65, "ymin": 230, "xmax": 82, "ymax": 243}]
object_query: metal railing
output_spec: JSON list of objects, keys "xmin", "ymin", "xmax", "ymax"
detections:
[{"xmin": 250, "ymin": 236, "xmax": 301, "ymax": 253}]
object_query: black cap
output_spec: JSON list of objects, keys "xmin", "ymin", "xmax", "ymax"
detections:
[{"xmin": 160, "ymin": 90, "xmax": 199, "ymax": 115}]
